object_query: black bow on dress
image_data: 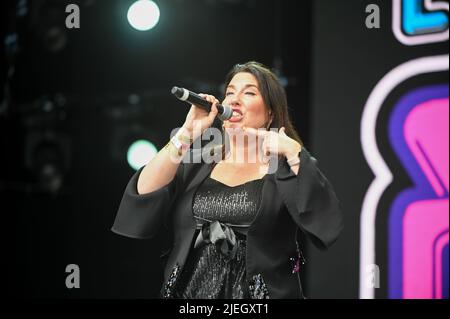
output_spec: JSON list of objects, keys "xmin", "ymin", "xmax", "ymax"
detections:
[{"xmin": 194, "ymin": 221, "xmax": 238, "ymax": 260}]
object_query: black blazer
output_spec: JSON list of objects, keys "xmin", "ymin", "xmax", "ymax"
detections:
[{"xmin": 112, "ymin": 146, "xmax": 343, "ymax": 299}]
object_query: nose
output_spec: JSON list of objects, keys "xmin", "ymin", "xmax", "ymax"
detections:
[{"xmin": 228, "ymin": 94, "xmax": 241, "ymax": 106}]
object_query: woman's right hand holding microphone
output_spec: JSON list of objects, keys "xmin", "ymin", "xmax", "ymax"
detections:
[{"xmin": 181, "ymin": 94, "xmax": 219, "ymax": 140}]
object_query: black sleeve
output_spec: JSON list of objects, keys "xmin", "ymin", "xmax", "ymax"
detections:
[
  {"xmin": 277, "ymin": 148, "xmax": 344, "ymax": 250},
  {"xmin": 111, "ymin": 163, "xmax": 184, "ymax": 239}
]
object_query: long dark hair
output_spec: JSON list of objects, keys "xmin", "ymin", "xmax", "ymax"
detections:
[{"xmin": 223, "ymin": 61, "xmax": 303, "ymax": 145}]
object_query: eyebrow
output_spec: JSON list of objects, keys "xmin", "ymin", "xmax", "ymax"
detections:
[{"xmin": 226, "ymin": 84, "xmax": 259, "ymax": 90}]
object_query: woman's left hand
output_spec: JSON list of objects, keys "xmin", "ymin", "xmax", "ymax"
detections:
[{"xmin": 244, "ymin": 126, "xmax": 302, "ymax": 162}]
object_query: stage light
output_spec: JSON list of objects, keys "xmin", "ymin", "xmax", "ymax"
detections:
[
  {"xmin": 127, "ymin": 139, "xmax": 158, "ymax": 171},
  {"xmin": 25, "ymin": 131, "xmax": 71, "ymax": 194},
  {"xmin": 127, "ymin": 0, "xmax": 160, "ymax": 31}
]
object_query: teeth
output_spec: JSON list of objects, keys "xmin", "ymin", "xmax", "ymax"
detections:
[{"xmin": 233, "ymin": 111, "xmax": 241, "ymax": 117}]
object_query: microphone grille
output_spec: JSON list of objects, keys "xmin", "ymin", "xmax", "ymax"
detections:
[
  {"xmin": 218, "ymin": 105, "xmax": 233, "ymax": 121},
  {"xmin": 171, "ymin": 86, "xmax": 182, "ymax": 98}
]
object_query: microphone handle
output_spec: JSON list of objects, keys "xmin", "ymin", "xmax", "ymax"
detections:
[
  {"xmin": 183, "ymin": 90, "xmax": 229, "ymax": 116},
  {"xmin": 184, "ymin": 91, "xmax": 212, "ymax": 111}
]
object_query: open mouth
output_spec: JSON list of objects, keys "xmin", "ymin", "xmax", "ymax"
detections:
[
  {"xmin": 231, "ymin": 108, "xmax": 243, "ymax": 119},
  {"xmin": 229, "ymin": 111, "xmax": 243, "ymax": 122}
]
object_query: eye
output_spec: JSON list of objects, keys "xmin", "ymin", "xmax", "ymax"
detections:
[
  {"xmin": 225, "ymin": 92, "xmax": 234, "ymax": 96},
  {"xmin": 245, "ymin": 92, "xmax": 256, "ymax": 96}
]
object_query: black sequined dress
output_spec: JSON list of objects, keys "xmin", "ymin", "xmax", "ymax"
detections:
[{"xmin": 173, "ymin": 175, "xmax": 265, "ymax": 299}]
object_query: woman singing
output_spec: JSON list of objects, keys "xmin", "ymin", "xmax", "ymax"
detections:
[{"xmin": 111, "ymin": 61, "xmax": 343, "ymax": 299}]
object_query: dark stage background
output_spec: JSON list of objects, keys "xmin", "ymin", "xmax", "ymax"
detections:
[
  {"xmin": 2, "ymin": 0, "xmax": 313, "ymax": 298},
  {"xmin": 1, "ymin": 0, "xmax": 448, "ymax": 299}
]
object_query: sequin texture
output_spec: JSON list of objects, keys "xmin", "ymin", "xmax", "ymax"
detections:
[
  {"xmin": 173, "ymin": 176, "xmax": 264, "ymax": 299},
  {"xmin": 192, "ymin": 177, "xmax": 263, "ymax": 226},
  {"xmin": 162, "ymin": 263, "xmax": 181, "ymax": 299},
  {"xmin": 248, "ymin": 274, "xmax": 270, "ymax": 299}
]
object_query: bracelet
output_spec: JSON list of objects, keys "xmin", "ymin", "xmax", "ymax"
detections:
[
  {"xmin": 176, "ymin": 133, "xmax": 193, "ymax": 144},
  {"xmin": 169, "ymin": 136, "xmax": 189, "ymax": 158},
  {"xmin": 287, "ymin": 155, "xmax": 300, "ymax": 167},
  {"xmin": 164, "ymin": 140, "xmax": 182, "ymax": 158},
  {"xmin": 177, "ymin": 127, "xmax": 194, "ymax": 144},
  {"xmin": 171, "ymin": 135, "xmax": 189, "ymax": 149}
]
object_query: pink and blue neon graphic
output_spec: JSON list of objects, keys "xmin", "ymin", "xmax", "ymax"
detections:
[{"xmin": 388, "ymin": 84, "xmax": 449, "ymax": 299}]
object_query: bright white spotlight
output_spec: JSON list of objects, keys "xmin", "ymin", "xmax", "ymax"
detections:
[
  {"xmin": 127, "ymin": 0, "xmax": 160, "ymax": 31},
  {"xmin": 127, "ymin": 140, "xmax": 158, "ymax": 171}
]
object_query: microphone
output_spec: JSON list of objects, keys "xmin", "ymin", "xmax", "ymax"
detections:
[{"xmin": 171, "ymin": 86, "xmax": 233, "ymax": 121}]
